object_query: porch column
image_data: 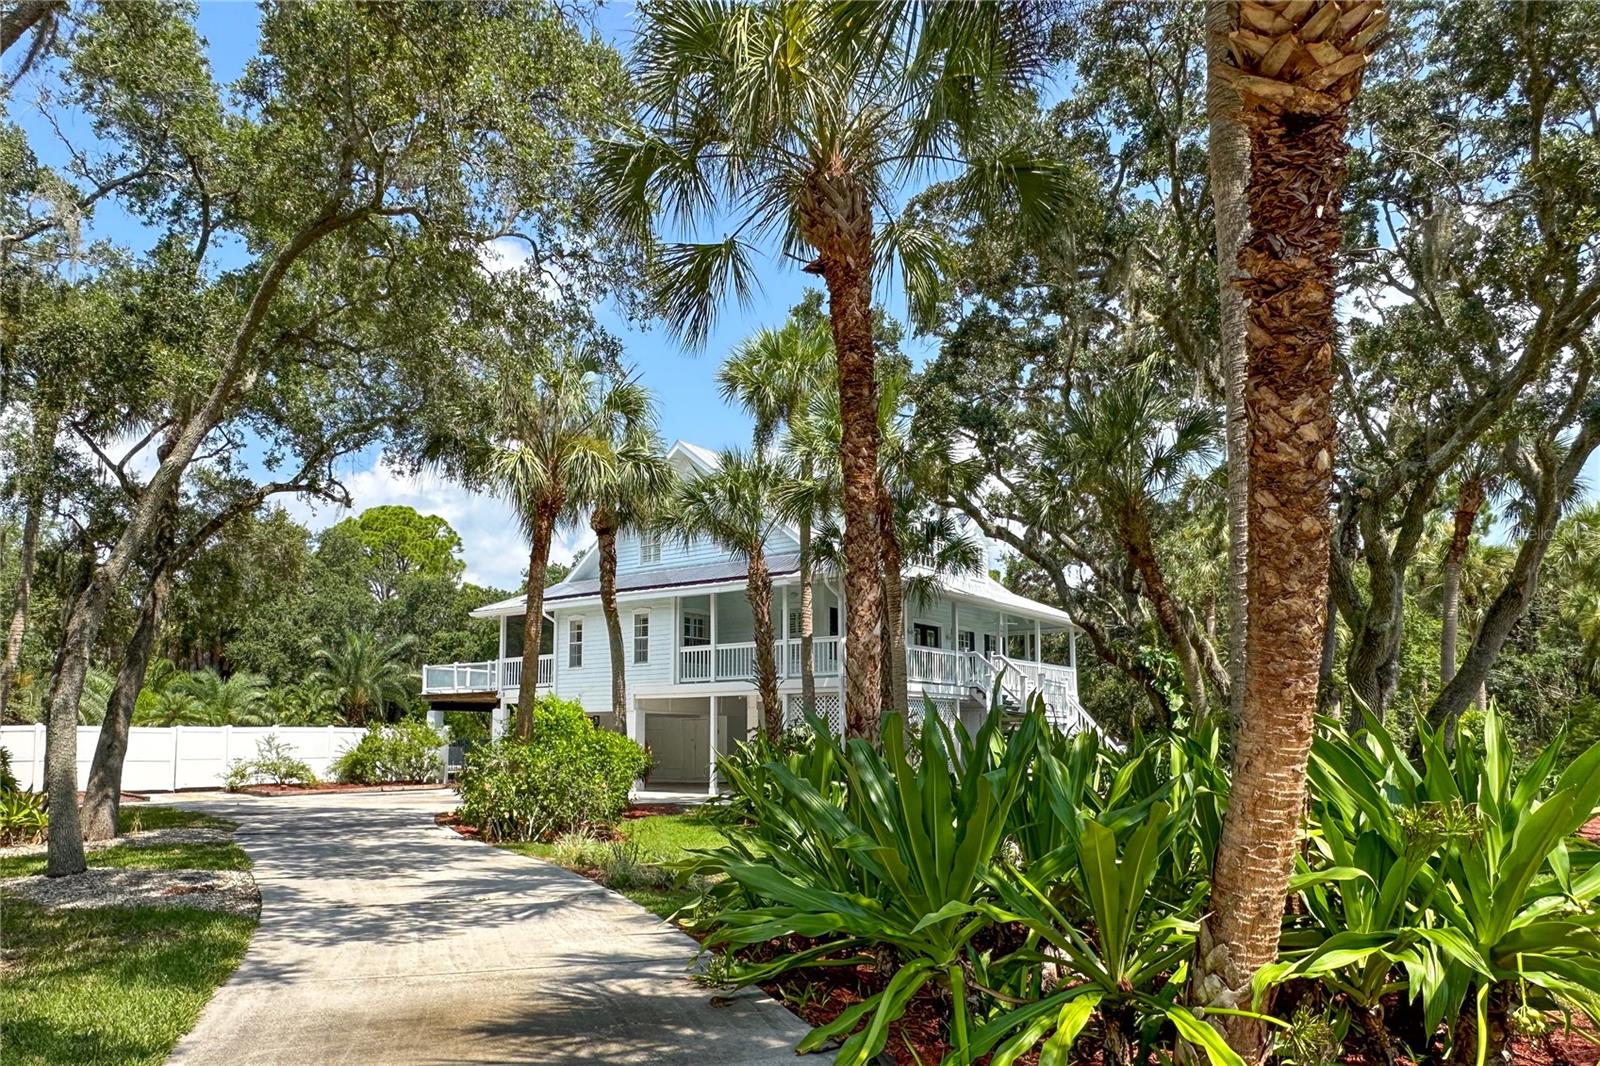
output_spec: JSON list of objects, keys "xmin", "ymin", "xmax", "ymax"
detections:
[
  {"xmin": 626, "ymin": 693, "xmax": 643, "ymax": 744},
  {"xmin": 497, "ymin": 615, "xmax": 507, "ymax": 693},
  {"xmin": 1000, "ymin": 614, "xmax": 1008, "ymax": 660},
  {"xmin": 782, "ymin": 584, "xmax": 791, "ymax": 679},
  {"xmin": 707, "ymin": 699, "xmax": 720, "ymax": 796},
  {"xmin": 1069, "ymin": 628, "xmax": 1078, "ymax": 669},
  {"xmin": 426, "ymin": 708, "xmax": 444, "ymax": 732},
  {"xmin": 1034, "ymin": 619, "xmax": 1042, "ymax": 663},
  {"xmin": 710, "ymin": 592, "xmax": 719, "ymax": 681},
  {"xmin": 491, "ymin": 702, "xmax": 509, "ymax": 740}
]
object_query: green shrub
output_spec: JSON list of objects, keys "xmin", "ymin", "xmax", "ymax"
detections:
[
  {"xmin": 0, "ymin": 746, "xmax": 19, "ymax": 793},
  {"xmin": 0, "ymin": 789, "xmax": 47, "ymax": 845},
  {"xmin": 222, "ymin": 735, "xmax": 319, "ymax": 790},
  {"xmin": 331, "ymin": 721, "xmax": 442, "ymax": 784},
  {"xmin": 456, "ymin": 696, "xmax": 649, "ymax": 841}
]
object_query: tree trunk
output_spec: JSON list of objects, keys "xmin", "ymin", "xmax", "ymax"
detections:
[
  {"xmin": 803, "ymin": 167, "xmax": 882, "ymax": 742},
  {"xmin": 81, "ymin": 566, "xmax": 172, "ymax": 841},
  {"xmin": 1197, "ymin": 4, "xmax": 1379, "ymax": 1056},
  {"xmin": 1206, "ymin": 0, "xmax": 1252, "ymax": 731},
  {"xmin": 593, "ymin": 511, "xmax": 627, "ymax": 732},
  {"xmin": 0, "ymin": 404, "xmax": 59, "ymax": 722},
  {"xmin": 878, "ymin": 479, "xmax": 909, "ymax": 719},
  {"xmin": 517, "ymin": 499, "xmax": 559, "ymax": 737},
  {"xmin": 745, "ymin": 550, "xmax": 782, "ymax": 738},
  {"xmin": 0, "ymin": 482, "xmax": 42, "ymax": 722},
  {"xmin": 798, "ymin": 503, "xmax": 817, "ymax": 714},
  {"xmin": 1125, "ymin": 510, "xmax": 1207, "ymax": 716},
  {"xmin": 1440, "ymin": 479, "xmax": 1483, "ymax": 686}
]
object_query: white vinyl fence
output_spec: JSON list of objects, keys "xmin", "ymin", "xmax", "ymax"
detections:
[{"xmin": 0, "ymin": 725, "xmax": 368, "ymax": 793}]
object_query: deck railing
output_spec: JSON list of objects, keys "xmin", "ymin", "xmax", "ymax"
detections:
[
  {"xmin": 420, "ymin": 655, "xmax": 553, "ymax": 695},
  {"xmin": 678, "ymin": 636, "xmax": 842, "ymax": 683}
]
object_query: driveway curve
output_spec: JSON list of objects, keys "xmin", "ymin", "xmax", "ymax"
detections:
[{"xmin": 164, "ymin": 790, "xmax": 807, "ymax": 1066}]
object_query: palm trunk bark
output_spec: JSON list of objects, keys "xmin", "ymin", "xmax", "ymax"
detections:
[
  {"xmin": 1440, "ymin": 480, "xmax": 1483, "ymax": 687},
  {"xmin": 878, "ymin": 479, "xmax": 909, "ymax": 719},
  {"xmin": 803, "ymin": 168, "xmax": 882, "ymax": 742},
  {"xmin": 1124, "ymin": 510, "xmax": 1207, "ymax": 715},
  {"xmin": 81, "ymin": 565, "xmax": 171, "ymax": 841},
  {"xmin": 1207, "ymin": 0, "xmax": 1252, "ymax": 731},
  {"xmin": 745, "ymin": 550, "xmax": 781, "ymax": 738},
  {"xmin": 798, "ymin": 495, "xmax": 817, "ymax": 714},
  {"xmin": 1198, "ymin": 4, "xmax": 1380, "ymax": 1055},
  {"xmin": 593, "ymin": 511, "xmax": 627, "ymax": 732},
  {"xmin": 517, "ymin": 499, "xmax": 559, "ymax": 737}
]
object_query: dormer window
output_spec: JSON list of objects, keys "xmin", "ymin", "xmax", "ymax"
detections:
[{"xmin": 639, "ymin": 530, "xmax": 662, "ymax": 565}]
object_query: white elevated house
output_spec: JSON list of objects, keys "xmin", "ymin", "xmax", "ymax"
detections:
[{"xmin": 422, "ymin": 441, "xmax": 1092, "ymax": 791}]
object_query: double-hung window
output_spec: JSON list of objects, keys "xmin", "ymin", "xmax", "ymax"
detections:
[
  {"xmin": 568, "ymin": 619, "xmax": 584, "ymax": 668},
  {"xmin": 638, "ymin": 530, "xmax": 662, "ymax": 565},
  {"xmin": 633, "ymin": 612, "xmax": 650, "ymax": 664}
]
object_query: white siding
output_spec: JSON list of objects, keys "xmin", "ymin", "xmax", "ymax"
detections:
[{"xmin": 548, "ymin": 598, "xmax": 677, "ymax": 713}]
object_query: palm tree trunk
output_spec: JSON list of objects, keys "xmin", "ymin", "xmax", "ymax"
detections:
[
  {"xmin": 878, "ymin": 480, "xmax": 909, "ymax": 718},
  {"xmin": 1198, "ymin": 4, "xmax": 1380, "ymax": 1056},
  {"xmin": 593, "ymin": 512, "xmax": 627, "ymax": 731},
  {"xmin": 81, "ymin": 565, "xmax": 171, "ymax": 841},
  {"xmin": 804, "ymin": 169, "xmax": 883, "ymax": 742},
  {"xmin": 798, "ymin": 502, "xmax": 817, "ymax": 714},
  {"xmin": 517, "ymin": 499, "xmax": 559, "ymax": 737},
  {"xmin": 1206, "ymin": 0, "xmax": 1251, "ymax": 730},
  {"xmin": 745, "ymin": 549, "xmax": 781, "ymax": 738},
  {"xmin": 1124, "ymin": 511, "xmax": 1207, "ymax": 716},
  {"xmin": 1441, "ymin": 479, "xmax": 1483, "ymax": 686}
]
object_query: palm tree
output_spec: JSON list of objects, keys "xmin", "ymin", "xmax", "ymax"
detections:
[
  {"xmin": 588, "ymin": 421, "xmax": 674, "ymax": 733},
  {"xmin": 595, "ymin": 1, "xmax": 1064, "ymax": 740},
  {"xmin": 313, "ymin": 630, "xmax": 414, "ymax": 726},
  {"xmin": 1043, "ymin": 366, "xmax": 1220, "ymax": 719},
  {"xmin": 172, "ymin": 669, "xmax": 269, "ymax": 725},
  {"xmin": 669, "ymin": 449, "xmax": 786, "ymax": 738},
  {"xmin": 1198, "ymin": 2, "xmax": 1386, "ymax": 1057},
  {"xmin": 133, "ymin": 688, "xmax": 207, "ymax": 727},
  {"xmin": 719, "ymin": 319, "xmax": 834, "ymax": 714},
  {"xmin": 489, "ymin": 349, "xmax": 653, "ymax": 737}
]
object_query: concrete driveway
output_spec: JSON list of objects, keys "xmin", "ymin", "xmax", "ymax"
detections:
[{"xmin": 164, "ymin": 789, "xmax": 807, "ymax": 1065}]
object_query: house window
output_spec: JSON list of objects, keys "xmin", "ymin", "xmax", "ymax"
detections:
[
  {"xmin": 983, "ymin": 633, "xmax": 996, "ymax": 656},
  {"xmin": 682, "ymin": 613, "xmax": 709, "ymax": 646},
  {"xmin": 828, "ymin": 607, "xmax": 839, "ymax": 637},
  {"xmin": 958, "ymin": 630, "xmax": 976, "ymax": 653},
  {"xmin": 633, "ymin": 611, "xmax": 650, "ymax": 664},
  {"xmin": 568, "ymin": 619, "xmax": 584, "ymax": 668},
  {"xmin": 913, "ymin": 623, "xmax": 941, "ymax": 649},
  {"xmin": 788, "ymin": 609, "xmax": 804, "ymax": 637},
  {"xmin": 638, "ymin": 530, "xmax": 661, "ymax": 565}
]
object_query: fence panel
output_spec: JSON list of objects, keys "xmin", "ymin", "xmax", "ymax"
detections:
[{"xmin": 0, "ymin": 724, "xmax": 369, "ymax": 792}]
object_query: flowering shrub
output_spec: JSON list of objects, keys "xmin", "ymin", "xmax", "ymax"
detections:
[{"xmin": 332, "ymin": 720, "xmax": 443, "ymax": 784}]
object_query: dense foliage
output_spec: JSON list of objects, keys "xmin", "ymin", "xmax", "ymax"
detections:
[
  {"xmin": 687, "ymin": 697, "xmax": 1600, "ymax": 1066},
  {"xmin": 456, "ymin": 696, "xmax": 649, "ymax": 842},
  {"xmin": 221, "ymin": 736, "xmax": 319, "ymax": 791},
  {"xmin": 331, "ymin": 722, "xmax": 444, "ymax": 786}
]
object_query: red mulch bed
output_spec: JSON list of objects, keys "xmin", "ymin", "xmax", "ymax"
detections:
[
  {"xmin": 236, "ymin": 781, "xmax": 448, "ymax": 798},
  {"xmin": 623, "ymin": 803, "xmax": 689, "ymax": 819}
]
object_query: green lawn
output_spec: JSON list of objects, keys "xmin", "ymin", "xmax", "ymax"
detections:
[
  {"xmin": 0, "ymin": 841, "xmax": 251, "ymax": 880},
  {"xmin": 116, "ymin": 806, "xmax": 236, "ymax": 833},
  {"xmin": 0, "ymin": 898, "xmax": 255, "ymax": 1066},
  {"xmin": 498, "ymin": 811, "xmax": 731, "ymax": 919}
]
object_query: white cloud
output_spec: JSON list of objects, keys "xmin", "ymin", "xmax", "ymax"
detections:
[{"xmin": 282, "ymin": 455, "xmax": 590, "ymax": 591}]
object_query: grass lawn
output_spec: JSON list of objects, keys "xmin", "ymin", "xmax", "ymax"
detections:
[
  {"xmin": 0, "ymin": 841, "xmax": 251, "ymax": 880},
  {"xmin": 0, "ymin": 898, "xmax": 255, "ymax": 1066},
  {"xmin": 116, "ymin": 806, "xmax": 236, "ymax": 833},
  {"xmin": 498, "ymin": 811, "xmax": 731, "ymax": 919}
]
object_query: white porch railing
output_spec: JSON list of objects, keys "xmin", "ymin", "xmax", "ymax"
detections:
[
  {"xmin": 421, "ymin": 655, "xmax": 552, "ymax": 695},
  {"xmin": 905, "ymin": 647, "xmax": 990, "ymax": 689},
  {"xmin": 678, "ymin": 636, "xmax": 843, "ymax": 683}
]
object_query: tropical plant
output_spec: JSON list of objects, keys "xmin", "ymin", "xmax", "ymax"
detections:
[
  {"xmin": 488, "ymin": 348, "xmax": 652, "ymax": 736},
  {"xmin": 1199, "ymin": 2, "xmax": 1387, "ymax": 1052},
  {"xmin": 597, "ymin": 0, "xmax": 1066, "ymax": 739},
  {"xmin": 223, "ymin": 735, "xmax": 319, "ymax": 790},
  {"xmin": 0, "ymin": 788, "xmax": 48, "ymax": 846},
  {"xmin": 172, "ymin": 669, "xmax": 269, "ymax": 724},
  {"xmin": 313, "ymin": 629, "xmax": 414, "ymax": 725},
  {"xmin": 133, "ymin": 687, "xmax": 208, "ymax": 726},
  {"xmin": 1265, "ymin": 707, "xmax": 1600, "ymax": 1065},
  {"xmin": 689, "ymin": 707, "xmax": 1045, "ymax": 1066},
  {"xmin": 668, "ymin": 449, "xmax": 787, "ymax": 736}
]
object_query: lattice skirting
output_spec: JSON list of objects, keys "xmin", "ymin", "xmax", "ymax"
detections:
[{"xmin": 783, "ymin": 692, "xmax": 844, "ymax": 736}]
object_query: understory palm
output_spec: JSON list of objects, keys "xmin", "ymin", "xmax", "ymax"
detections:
[
  {"xmin": 313, "ymin": 630, "xmax": 413, "ymax": 726},
  {"xmin": 669, "ymin": 449, "xmax": 786, "ymax": 736}
]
